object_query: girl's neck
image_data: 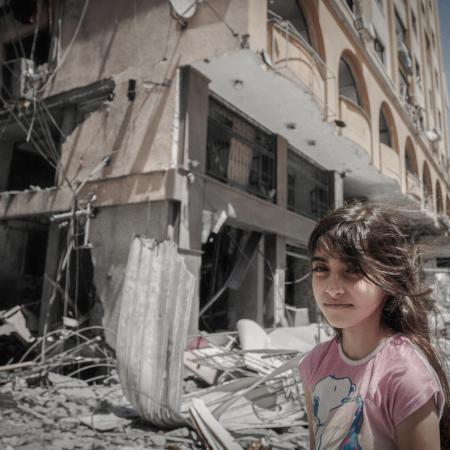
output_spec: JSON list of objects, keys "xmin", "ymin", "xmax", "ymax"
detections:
[{"xmin": 341, "ymin": 324, "xmax": 393, "ymax": 361}]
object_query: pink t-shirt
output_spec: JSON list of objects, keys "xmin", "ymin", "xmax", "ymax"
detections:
[{"xmin": 299, "ymin": 335, "xmax": 444, "ymax": 450}]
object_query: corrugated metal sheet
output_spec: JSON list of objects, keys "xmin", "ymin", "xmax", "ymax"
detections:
[{"xmin": 116, "ymin": 237, "xmax": 195, "ymax": 427}]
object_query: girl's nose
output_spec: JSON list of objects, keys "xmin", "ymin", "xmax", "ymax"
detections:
[{"xmin": 325, "ymin": 277, "xmax": 345, "ymax": 297}]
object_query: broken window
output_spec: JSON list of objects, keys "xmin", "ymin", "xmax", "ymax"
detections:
[
  {"xmin": 338, "ymin": 58, "xmax": 361, "ymax": 107},
  {"xmin": 395, "ymin": 9, "xmax": 407, "ymax": 47},
  {"xmin": 206, "ymin": 96, "xmax": 276, "ymax": 202},
  {"xmin": 405, "ymin": 144, "xmax": 418, "ymax": 175},
  {"xmin": 4, "ymin": 29, "xmax": 50, "ymax": 64},
  {"xmin": 345, "ymin": 0, "xmax": 355, "ymax": 13},
  {"xmin": 268, "ymin": 0, "xmax": 312, "ymax": 46},
  {"xmin": 398, "ymin": 67, "xmax": 410, "ymax": 103},
  {"xmin": 287, "ymin": 147, "xmax": 328, "ymax": 220},
  {"xmin": 373, "ymin": 36, "xmax": 385, "ymax": 64},
  {"xmin": 285, "ymin": 244, "xmax": 317, "ymax": 324},
  {"xmin": 23, "ymin": 228, "xmax": 48, "ymax": 277},
  {"xmin": 7, "ymin": 140, "xmax": 57, "ymax": 191},
  {"xmin": 422, "ymin": 163, "xmax": 433, "ymax": 207},
  {"xmin": 63, "ymin": 241, "xmax": 97, "ymax": 318},
  {"xmin": 2, "ymin": 18, "xmax": 50, "ymax": 101},
  {"xmin": 199, "ymin": 225, "xmax": 261, "ymax": 331},
  {"xmin": 0, "ymin": 219, "xmax": 49, "ymax": 310},
  {"xmin": 415, "ymin": 59, "xmax": 422, "ymax": 91},
  {"xmin": 379, "ymin": 108, "xmax": 392, "ymax": 147},
  {"xmin": 199, "ymin": 228, "xmax": 234, "ymax": 332},
  {"xmin": 9, "ymin": 0, "xmax": 39, "ymax": 24},
  {"xmin": 437, "ymin": 258, "xmax": 450, "ymax": 268}
]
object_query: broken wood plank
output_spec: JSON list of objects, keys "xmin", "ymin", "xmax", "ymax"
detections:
[
  {"xmin": 189, "ymin": 399, "xmax": 243, "ymax": 450},
  {"xmin": 0, "ymin": 361, "xmax": 33, "ymax": 372}
]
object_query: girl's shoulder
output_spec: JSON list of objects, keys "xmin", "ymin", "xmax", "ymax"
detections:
[
  {"xmin": 378, "ymin": 334, "xmax": 445, "ymax": 424},
  {"xmin": 382, "ymin": 334, "xmax": 432, "ymax": 365},
  {"xmin": 378, "ymin": 334, "xmax": 443, "ymax": 400},
  {"xmin": 298, "ymin": 336, "xmax": 337, "ymax": 386}
]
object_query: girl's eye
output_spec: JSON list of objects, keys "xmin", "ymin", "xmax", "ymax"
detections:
[
  {"xmin": 346, "ymin": 267, "xmax": 362, "ymax": 275},
  {"xmin": 312, "ymin": 266, "xmax": 328, "ymax": 273}
]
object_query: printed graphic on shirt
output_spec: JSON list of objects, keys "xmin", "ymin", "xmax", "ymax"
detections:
[{"xmin": 312, "ymin": 375, "xmax": 363, "ymax": 450}]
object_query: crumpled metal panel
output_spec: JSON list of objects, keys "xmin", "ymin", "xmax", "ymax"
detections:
[{"xmin": 116, "ymin": 237, "xmax": 195, "ymax": 427}]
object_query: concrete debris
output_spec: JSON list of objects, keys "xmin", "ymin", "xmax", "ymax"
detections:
[
  {"xmin": 0, "ymin": 362, "xmax": 203, "ymax": 449},
  {"xmin": 0, "ymin": 290, "xmax": 448, "ymax": 450},
  {"xmin": 0, "ymin": 311, "xmax": 314, "ymax": 449},
  {"xmin": 79, "ymin": 412, "xmax": 131, "ymax": 431}
]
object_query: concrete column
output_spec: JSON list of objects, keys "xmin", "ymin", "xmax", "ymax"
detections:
[
  {"xmin": 276, "ymin": 135, "xmax": 288, "ymax": 209},
  {"xmin": 177, "ymin": 66, "xmax": 210, "ymax": 334},
  {"xmin": 328, "ymin": 170, "xmax": 344, "ymax": 209},
  {"xmin": 264, "ymin": 233, "xmax": 286, "ymax": 327}
]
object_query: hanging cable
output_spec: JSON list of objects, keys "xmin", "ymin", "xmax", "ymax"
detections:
[
  {"xmin": 0, "ymin": 59, "xmax": 76, "ymax": 192},
  {"xmin": 203, "ymin": 0, "xmax": 240, "ymax": 39},
  {"xmin": 37, "ymin": 0, "xmax": 91, "ymax": 92},
  {"xmin": 30, "ymin": 0, "xmax": 43, "ymax": 63},
  {"xmin": 0, "ymin": 92, "xmax": 59, "ymax": 172},
  {"xmin": 0, "ymin": 89, "xmax": 75, "ymax": 193}
]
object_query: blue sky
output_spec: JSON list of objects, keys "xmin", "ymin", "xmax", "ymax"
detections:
[{"xmin": 439, "ymin": 0, "xmax": 450, "ymax": 149}]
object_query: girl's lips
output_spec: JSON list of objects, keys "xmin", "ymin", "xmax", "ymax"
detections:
[{"xmin": 323, "ymin": 303, "xmax": 353, "ymax": 309}]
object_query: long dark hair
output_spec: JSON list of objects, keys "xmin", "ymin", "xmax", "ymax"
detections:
[{"xmin": 308, "ymin": 201, "xmax": 450, "ymax": 449}]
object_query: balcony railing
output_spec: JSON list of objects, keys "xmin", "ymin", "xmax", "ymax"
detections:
[
  {"xmin": 206, "ymin": 96, "xmax": 277, "ymax": 202},
  {"xmin": 339, "ymin": 97, "xmax": 371, "ymax": 152},
  {"xmin": 267, "ymin": 10, "xmax": 336, "ymax": 120},
  {"xmin": 380, "ymin": 143, "xmax": 400, "ymax": 184},
  {"xmin": 406, "ymin": 171, "xmax": 421, "ymax": 201}
]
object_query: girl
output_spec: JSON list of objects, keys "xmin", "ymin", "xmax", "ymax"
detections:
[{"xmin": 299, "ymin": 202, "xmax": 450, "ymax": 450}]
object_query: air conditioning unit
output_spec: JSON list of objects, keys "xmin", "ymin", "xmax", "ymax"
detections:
[
  {"xmin": 2, "ymin": 58, "xmax": 35, "ymax": 101},
  {"xmin": 425, "ymin": 128, "xmax": 442, "ymax": 142},
  {"xmin": 398, "ymin": 43, "xmax": 413, "ymax": 74},
  {"xmin": 354, "ymin": 16, "xmax": 376, "ymax": 42}
]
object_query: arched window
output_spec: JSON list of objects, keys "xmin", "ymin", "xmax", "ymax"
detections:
[
  {"xmin": 269, "ymin": 1, "xmax": 311, "ymax": 45},
  {"xmin": 345, "ymin": 0, "xmax": 355, "ymax": 13},
  {"xmin": 423, "ymin": 163, "xmax": 432, "ymax": 204},
  {"xmin": 339, "ymin": 58, "xmax": 361, "ymax": 106},
  {"xmin": 405, "ymin": 139, "xmax": 418, "ymax": 175},
  {"xmin": 379, "ymin": 109, "xmax": 391, "ymax": 147}
]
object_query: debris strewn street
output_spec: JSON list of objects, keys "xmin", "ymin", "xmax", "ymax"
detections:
[
  {"xmin": 0, "ymin": 317, "xmax": 315, "ymax": 450},
  {"xmin": 1, "ymin": 304, "xmax": 449, "ymax": 450}
]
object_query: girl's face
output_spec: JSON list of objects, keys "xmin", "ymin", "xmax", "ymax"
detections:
[{"xmin": 311, "ymin": 248, "xmax": 386, "ymax": 333}]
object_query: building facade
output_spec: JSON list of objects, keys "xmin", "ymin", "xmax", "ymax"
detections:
[{"xmin": 0, "ymin": 0, "xmax": 448, "ymax": 344}]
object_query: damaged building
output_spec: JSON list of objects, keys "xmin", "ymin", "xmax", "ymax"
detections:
[{"xmin": 0, "ymin": 0, "xmax": 448, "ymax": 346}]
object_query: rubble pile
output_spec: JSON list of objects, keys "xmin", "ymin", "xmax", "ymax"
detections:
[
  {"xmin": 1, "ymin": 312, "xmax": 448, "ymax": 449},
  {"xmin": 0, "ymin": 319, "xmax": 314, "ymax": 450},
  {"xmin": 0, "ymin": 370, "xmax": 203, "ymax": 450},
  {"xmin": 0, "ymin": 324, "xmax": 205, "ymax": 450}
]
